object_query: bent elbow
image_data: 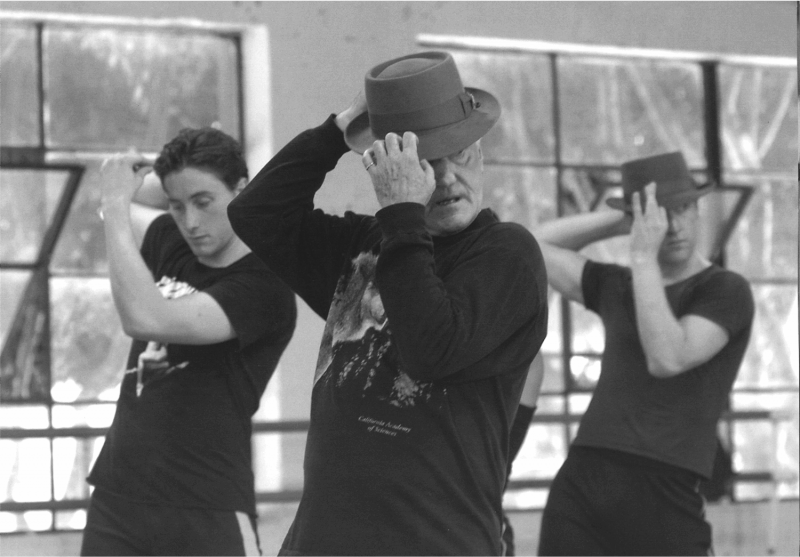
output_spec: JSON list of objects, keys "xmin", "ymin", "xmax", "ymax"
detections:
[
  {"xmin": 120, "ymin": 314, "xmax": 160, "ymax": 342},
  {"xmin": 645, "ymin": 357, "xmax": 685, "ymax": 379}
]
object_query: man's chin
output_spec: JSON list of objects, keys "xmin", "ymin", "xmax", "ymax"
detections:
[{"xmin": 426, "ymin": 214, "xmax": 477, "ymax": 237}]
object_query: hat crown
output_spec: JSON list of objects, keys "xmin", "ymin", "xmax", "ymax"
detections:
[
  {"xmin": 621, "ymin": 152, "xmax": 690, "ymax": 190},
  {"xmin": 366, "ymin": 52, "xmax": 466, "ymax": 116},
  {"xmin": 606, "ymin": 151, "xmax": 713, "ymax": 211},
  {"xmin": 344, "ymin": 51, "xmax": 500, "ymax": 161}
]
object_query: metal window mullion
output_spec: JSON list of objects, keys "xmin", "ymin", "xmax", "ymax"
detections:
[
  {"xmin": 35, "ymin": 22, "xmax": 45, "ymax": 150},
  {"xmin": 549, "ymin": 52, "xmax": 577, "ymax": 449}
]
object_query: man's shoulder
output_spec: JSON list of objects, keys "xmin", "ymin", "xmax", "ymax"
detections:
[
  {"xmin": 479, "ymin": 217, "xmax": 536, "ymax": 245},
  {"xmin": 690, "ymin": 264, "xmax": 754, "ymax": 300}
]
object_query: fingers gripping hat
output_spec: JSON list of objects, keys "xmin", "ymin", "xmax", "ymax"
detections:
[
  {"xmin": 606, "ymin": 151, "xmax": 714, "ymax": 211},
  {"xmin": 344, "ymin": 51, "xmax": 501, "ymax": 161}
]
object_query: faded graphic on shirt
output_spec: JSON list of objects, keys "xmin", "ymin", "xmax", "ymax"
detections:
[
  {"xmin": 124, "ymin": 276, "xmax": 192, "ymax": 396},
  {"xmin": 314, "ymin": 252, "xmax": 432, "ymax": 408}
]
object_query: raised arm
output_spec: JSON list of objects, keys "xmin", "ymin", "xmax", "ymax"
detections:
[
  {"xmin": 534, "ymin": 210, "xmax": 630, "ymax": 304},
  {"xmin": 227, "ymin": 99, "xmax": 366, "ymax": 318},
  {"xmin": 129, "ymin": 171, "xmax": 167, "ymax": 248},
  {"xmin": 100, "ymin": 154, "xmax": 236, "ymax": 346},
  {"xmin": 629, "ymin": 184, "xmax": 729, "ymax": 378}
]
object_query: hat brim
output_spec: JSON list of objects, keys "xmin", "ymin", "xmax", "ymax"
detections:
[
  {"xmin": 344, "ymin": 87, "xmax": 500, "ymax": 161},
  {"xmin": 606, "ymin": 182, "xmax": 715, "ymax": 212}
]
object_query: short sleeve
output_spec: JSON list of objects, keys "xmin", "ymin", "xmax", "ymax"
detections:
[
  {"xmin": 682, "ymin": 270, "xmax": 754, "ymax": 338},
  {"xmin": 582, "ymin": 260, "xmax": 628, "ymax": 314},
  {"xmin": 203, "ymin": 259, "xmax": 297, "ymax": 350}
]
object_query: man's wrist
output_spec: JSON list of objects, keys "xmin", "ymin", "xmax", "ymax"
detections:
[
  {"xmin": 334, "ymin": 108, "xmax": 359, "ymax": 133},
  {"xmin": 630, "ymin": 252, "xmax": 659, "ymax": 270},
  {"xmin": 101, "ymin": 198, "xmax": 133, "ymax": 218}
]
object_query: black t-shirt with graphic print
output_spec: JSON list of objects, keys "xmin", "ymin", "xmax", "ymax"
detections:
[
  {"xmin": 87, "ymin": 214, "xmax": 296, "ymax": 515},
  {"xmin": 229, "ymin": 116, "xmax": 549, "ymax": 556}
]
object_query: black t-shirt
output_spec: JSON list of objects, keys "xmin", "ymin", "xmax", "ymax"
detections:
[
  {"xmin": 575, "ymin": 260, "xmax": 754, "ymax": 478},
  {"xmin": 229, "ymin": 117, "xmax": 549, "ymax": 555},
  {"xmin": 87, "ymin": 214, "xmax": 297, "ymax": 515}
]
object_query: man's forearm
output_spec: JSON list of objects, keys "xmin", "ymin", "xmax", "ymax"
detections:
[
  {"xmin": 132, "ymin": 173, "xmax": 169, "ymax": 210},
  {"xmin": 103, "ymin": 204, "xmax": 165, "ymax": 340},
  {"xmin": 630, "ymin": 257, "xmax": 686, "ymax": 377},
  {"xmin": 535, "ymin": 210, "xmax": 629, "ymax": 251}
]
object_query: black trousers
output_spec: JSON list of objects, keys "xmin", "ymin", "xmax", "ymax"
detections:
[
  {"xmin": 81, "ymin": 488, "xmax": 262, "ymax": 556},
  {"xmin": 538, "ymin": 446, "xmax": 713, "ymax": 556}
]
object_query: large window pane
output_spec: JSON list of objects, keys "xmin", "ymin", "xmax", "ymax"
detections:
[
  {"xmin": 0, "ymin": 271, "xmax": 31, "ymax": 348},
  {"xmin": 51, "ymin": 403, "xmax": 116, "ymax": 429},
  {"xmin": 0, "ymin": 169, "xmax": 69, "ymax": 265},
  {"xmin": 0, "ymin": 438, "xmax": 52, "ymax": 502},
  {"xmin": 44, "ymin": 28, "xmax": 240, "ymax": 150},
  {"xmin": 570, "ymin": 302, "xmax": 604, "ymax": 355},
  {"xmin": 55, "ymin": 509, "xmax": 87, "ymax": 531},
  {"xmin": 511, "ymin": 423, "xmax": 569, "ymax": 480},
  {"xmin": 542, "ymin": 292, "xmax": 562, "ymax": 355},
  {"xmin": 559, "ymin": 57, "xmax": 704, "ymax": 166},
  {"xmin": 719, "ymin": 65, "xmax": 798, "ymax": 174},
  {"xmin": 50, "ymin": 158, "xmax": 106, "ymax": 274},
  {"xmin": 540, "ymin": 353, "xmax": 565, "ymax": 394},
  {"xmin": 50, "ymin": 277, "xmax": 129, "ymax": 402},
  {"xmin": 253, "ymin": 431, "xmax": 306, "ymax": 493},
  {"xmin": 730, "ymin": 391, "xmax": 799, "ymax": 500},
  {"xmin": 0, "ymin": 24, "xmax": 40, "ymax": 146},
  {"xmin": 735, "ymin": 284, "xmax": 798, "ymax": 389},
  {"xmin": 0, "ymin": 510, "xmax": 53, "ymax": 533},
  {"xmin": 451, "ymin": 51, "xmax": 555, "ymax": 164},
  {"xmin": 560, "ymin": 167, "xmax": 622, "ymax": 215},
  {"xmin": 482, "ymin": 165, "xmax": 557, "ymax": 230},
  {"xmin": 53, "ymin": 436, "xmax": 98, "ymax": 502},
  {"xmin": 256, "ymin": 502, "xmax": 301, "ymax": 555},
  {"xmin": 0, "ymin": 268, "xmax": 51, "ymax": 403},
  {"xmin": 0, "ymin": 404, "xmax": 49, "ymax": 428},
  {"xmin": 724, "ymin": 177, "xmax": 798, "ymax": 281}
]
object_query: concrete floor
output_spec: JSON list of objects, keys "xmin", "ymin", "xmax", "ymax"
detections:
[{"xmin": 1, "ymin": 499, "xmax": 798, "ymax": 556}]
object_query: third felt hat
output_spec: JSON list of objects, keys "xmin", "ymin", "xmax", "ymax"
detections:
[{"xmin": 606, "ymin": 151, "xmax": 714, "ymax": 211}]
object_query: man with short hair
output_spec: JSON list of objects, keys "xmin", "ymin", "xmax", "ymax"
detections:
[
  {"xmin": 228, "ymin": 51, "xmax": 549, "ymax": 556},
  {"xmin": 81, "ymin": 128, "xmax": 297, "ymax": 556},
  {"xmin": 535, "ymin": 152, "xmax": 755, "ymax": 556}
]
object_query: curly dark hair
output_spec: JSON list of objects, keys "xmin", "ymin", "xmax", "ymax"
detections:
[{"xmin": 153, "ymin": 127, "xmax": 248, "ymax": 190}]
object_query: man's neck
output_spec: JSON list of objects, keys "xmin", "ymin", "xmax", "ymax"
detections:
[
  {"xmin": 659, "ymin": 252, "xmax": 711, "ymax": 285},
  {"xmin": 199, "ymin": 236, "xmax": 251, "ymax": 268}
]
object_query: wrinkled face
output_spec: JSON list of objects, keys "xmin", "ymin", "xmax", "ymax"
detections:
[
  {"xmin": 658, "ymin": 200, "xmax": 700, "ymax": 267},
  {"xmin": 424, "ymin": 141, "xmax": 484, "ymax": 237},
  {"xmin": 162, "ymin": 167, "xmax": 242, "ymax": 267}
]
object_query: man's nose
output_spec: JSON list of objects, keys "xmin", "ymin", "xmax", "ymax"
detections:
[
  {"xmin": 666, "ymin": 211, "xmax": 679, "ymax": 234},
  {"xmin": 432, "ymin": 158, "xmax": 456, "ymax": 187},
  {"xmin": 184, "ymin": 206, "xmax": 201, "ymax": 230}
]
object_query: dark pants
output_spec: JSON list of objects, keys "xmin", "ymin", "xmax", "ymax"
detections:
[
  {"xmin": 81, "ymin": 488, "xmax": 261, "ymax": 556},
  {"xmin": 538, "ymin": 446, "xmax": 713, "ymax": 556}
]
